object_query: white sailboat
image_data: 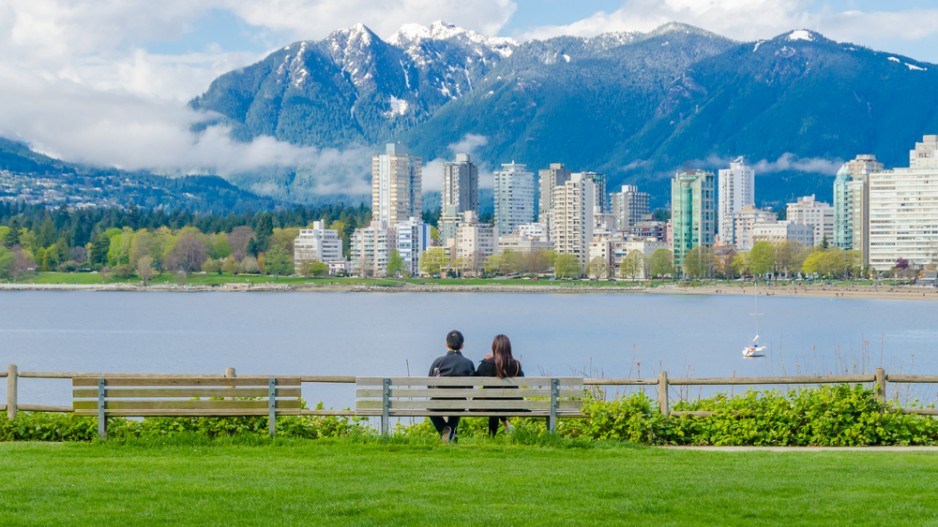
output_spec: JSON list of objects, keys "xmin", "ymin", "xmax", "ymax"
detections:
[{"xmin": 742, "ymin": 280, "xmax": 767, "ymax": 358}]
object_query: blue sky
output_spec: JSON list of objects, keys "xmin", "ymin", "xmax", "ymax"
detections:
[{"xmin": 0, "ymin": 0, "xmax": 936, "ymax": 177}]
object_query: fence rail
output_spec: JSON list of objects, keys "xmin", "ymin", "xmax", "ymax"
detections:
[{"xmin": 3, "ymin": 365, "xmax": 937, "ymax": 420}]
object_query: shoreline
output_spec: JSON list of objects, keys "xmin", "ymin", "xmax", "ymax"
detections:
[{"xmin": 1, "ymin": 281, "xmax": 937, "ymax": 301}]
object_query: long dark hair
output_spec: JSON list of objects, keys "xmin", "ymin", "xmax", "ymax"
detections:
[{"xmin": 492, "ymin": 334, "xmax": 520, "ymax": 379}]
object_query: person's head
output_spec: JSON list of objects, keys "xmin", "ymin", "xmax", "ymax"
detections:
[
  {"xmin": 446, "ymin": 330, "xmax": 464, "ymax": 351},
  {"xmin": 491, "ymin": 334, "xmax": 519, "ymax": 378}
]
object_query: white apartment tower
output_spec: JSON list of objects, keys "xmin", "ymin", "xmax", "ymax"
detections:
[
  {"xmin": 787, "ymin": 195, "xmax": 834, "ymax": 246},
  {"xmin": 538, "ymin": 163, "xmax": 571, "ymax": 231},
  {"xmin": 494, "ymin": 162, "xmax": 535, "ymax": 237},
  {"xmin": 372, "ymin": 143, "xmax": 422, "ymax": 226},
  {"xmin": 396, "ymin": 217, "xmax": 432, "ymax": 277},
  {"xmin": 868, "ymin": 135, "xmax": 938, "ymax": 271},
  {"xmin": 439, "ymin": 153, "xmax": 478, "ymax": 244},
  {"xmin": 610, "ymin": 185, "xmax": 650, "ymax": 232},
  {"xmin": 578, "ymin": 172, "xmax": 608, "ymax": 213},
  {"xmin": 293, "ymin": 220, "xmax": 344, "ymax": 271},
  {"xmin": 551, "ymin": 173, "xmax": 595, "ymax": 270},
  {"xmin": 717, "ymin": 157, "xmax": 755, "ymax": 247}
]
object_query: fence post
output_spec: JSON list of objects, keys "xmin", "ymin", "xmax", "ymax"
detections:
[
  {"xmin": 97, "ymin": 378, "xmax": 107, "ymax": 439},
  {"xmin": 225, "ymin": 367, "xmax": 236, "ymax": 379},
  {"xmin": 874, "ymin": 367, "xmax": 886, "ymax": 410},
  {"xmin": 657, "ymin": 371, "xmax": 669, "ymax": 417},
  {"xmin": 268, "ymin": 378, "xmax": 277, "ymax": 438},
  {"xmin": 381, "ymin": 378, "xmax": 390, "ymax": 435},
  {"xmin": 548, "ymin": 378, "xmax": 559, "ymax": 433},
  {"xmin": 7, "ymin": 364, "xmax": 17, "ymax": 420}
]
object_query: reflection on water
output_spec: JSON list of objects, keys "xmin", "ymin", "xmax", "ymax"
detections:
[{"xmin": 1, "ymin": 291, "xmax": 936, "ymax": 408}]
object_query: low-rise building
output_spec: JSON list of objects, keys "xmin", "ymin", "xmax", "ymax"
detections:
[
  {"xmin": 752, "ymin": 221, "xmax": 814, "ymax": 247},
  {"xmin": 294, "ymin": 220, "xmax": 344, "ymax": 273},
  {"xmin": 396, "ymin": 217, "xmax": 432, "ymax": 277},
  {"xmin": 451, "ymin": 211, "xmax": 496, "ymax": 275},
  {"xmin": 350, "ymin": 221, "xmax": 395, "ymax": 277},
  {"xmin": 734, "ymin": 205, "xmax": 778, "ymax": 251},
  {"xmin": 787, "ymin": 195, "xmax": 834, "ymax": 247}
]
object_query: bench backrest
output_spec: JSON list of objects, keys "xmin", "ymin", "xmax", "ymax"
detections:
[
  {"xmin": 72, "ymin": 375, "xmax": 302, "ymax": 438},
  {"xmin": 356, "ymin": 376, "xmax": 584, "ymax": 433}
]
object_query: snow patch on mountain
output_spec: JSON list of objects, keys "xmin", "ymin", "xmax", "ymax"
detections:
[
  {"xmin": 385, "ymin": 96, "xmax": 409, "ymax": 117},
  {"xmin": 788, "ymin": 30, "xmax": 813, "ymax": 42}
]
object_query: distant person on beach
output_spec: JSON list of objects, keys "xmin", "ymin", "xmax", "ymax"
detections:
[
  {"xmin": 475, "ymin": 334, "xmax": 524, "ymax": 436},
  {"xmin": 428, "ymin": 329, "xmax": 475, "ymax": 442}
]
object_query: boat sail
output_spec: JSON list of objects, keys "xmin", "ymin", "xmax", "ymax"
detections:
[{"xmin": 742, "ymin": 281, "xmax": 767, "ymax": 358}]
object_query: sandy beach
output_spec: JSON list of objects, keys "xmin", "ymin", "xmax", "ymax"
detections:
[{"xmin": 1, "ymin": 281, "xmax": 936, "ymax": 300}]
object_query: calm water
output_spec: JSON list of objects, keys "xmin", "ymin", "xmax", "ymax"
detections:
[{"xmin": 1, "ymin": 291, "xmax": 937, "ymax": 408}]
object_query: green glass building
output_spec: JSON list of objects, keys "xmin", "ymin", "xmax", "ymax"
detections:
[{"xmin": 671, "ymin": 169, "xmax": 716, "ymax": 268}]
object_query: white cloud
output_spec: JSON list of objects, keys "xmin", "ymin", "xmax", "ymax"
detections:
[
  {"xmin": 688, "ymin": 153, "xmax": 841, "ymax": 174},
  {"xmin": 0, "ymin": 72, "xmax": 373, "ymax": 194},
  {"xmin": 751, "ymin": 153, "xmax": 842, "ymax": 174}
]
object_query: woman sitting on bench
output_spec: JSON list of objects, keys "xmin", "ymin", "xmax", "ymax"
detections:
[{"xmin": 475, "ymin": 334, "xmax": 525, "ymax": 436}]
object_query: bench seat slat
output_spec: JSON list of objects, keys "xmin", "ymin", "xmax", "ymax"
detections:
[
  {"xmin": 73, "ymin": 400, "xmax": 302, "ymax": 411},
  {"xmin": 387, "ymin": 410, "xmax": 584, "ymax": 417},
  {"xmin": 357, "ymin": 399, "xmax": 582, "ymax": 411},
  {"xmin": 72, "ymin": 377, "xmax": 301, "ymax": 387},
  {"xmin": 73, "ymin": 388, "xmax": 301, "ymax": 398},
  {"xmin": 75, "ymin": 409, "xmax": 305, "ymax": 417}
]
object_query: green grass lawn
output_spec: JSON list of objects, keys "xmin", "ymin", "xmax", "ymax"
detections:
[{"xmin": 1, "ymin": 441, "xmax": 936, "ymax": 526}]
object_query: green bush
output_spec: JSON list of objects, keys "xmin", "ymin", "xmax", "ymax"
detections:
[{"xmin": 2, "ymin": 386, "xmax": 936, "ymax": 446}]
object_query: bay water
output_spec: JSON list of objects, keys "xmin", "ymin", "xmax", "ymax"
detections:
[{"xmin": 1, "ymin": 291, "xmax": 937, "ymax": 409}]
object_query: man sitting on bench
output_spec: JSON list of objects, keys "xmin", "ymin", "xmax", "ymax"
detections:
[{"xmin": 428, "ymin": 329, "xmax": 475, "ymax": 442}]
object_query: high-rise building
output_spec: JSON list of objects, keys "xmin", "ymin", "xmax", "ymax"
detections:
[
  {"xmin": 396, "ymin": 217, "xmax": 432, "ymax": 277},
  {"xmin": 439, "ymin": 153, "xmax": 478, "ymax": 244},
  {"xmin": 833, "ymin": 155, "xmax": 883, "ymax": 267},
  {"xmin": 578, "ymin": 172, "xmax": 607, "ymax": 213},
  {"xmin": 787, "ymin": 195, "xmax": 834, "ymax": 247},
  {"xmin": 670, "ymin": 169, "xmax": 716, "ymax": 267},
  {"xmin": 293, "ymin": 220, "xmax": 344, "ymax": 272},
  {"xmin": 868, "ymin": 135, "xmax": 938, "ymax": 271},
  {"xmin": 717, "ymin": 157, "xmax": 755, "ymax": 247},
  {"xmin": 551, "ymin": 173, "xmax": 595, "ymax": 270},
  {"xmin": 372, "ymin": 143, "xmax": 422, "ymax": 226},
  {"xmin": 537, "ymin": 163, "xmax": 571, "ymax": 234},
  {"xmin": 494, "ymin": 161, "xmax": 535, "ymax": 237},
  {"xmin": 610, "ymin": 185, "xmax": 650, "ymax": 232}
]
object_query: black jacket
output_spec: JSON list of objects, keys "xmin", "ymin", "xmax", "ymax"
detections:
[
  {"xmin": 428, "ymin": 350, "xmax": 476, "ymax": 377},
  {"xmin": 475, "ymin": 357, "xmax": 524, "ymax": 378}
]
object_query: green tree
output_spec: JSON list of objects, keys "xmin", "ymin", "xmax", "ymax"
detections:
[
  {"xmin": 554, "ymin": 254, "xmax": 581, "ymax": 279},
  {"xmin": 0, "ymin": 246, "xmax": 13, "ymax": 280},
  {"xmin": 775, "ymin": 240, "xmax": 805, "ymax": 277},
  {"xmin": 420, "ymin": 247, "xmax": 447, "ymax": 277},
  {"xmin": 682, "ymin": 247, "xmax": 714, "ymax": 279},
  {"xmin": 263, "ymin": 246, "xmax": 293, "ymax": 276},
  {"xmin": 483, "ymin": 253, "xmax": 502, "ymax": 275},
  {"xmin": 387, "ymin": 249, "xmax": 405, "ymax": 278},
  {"xmin": 136, "ymin": 255, "xmax": 155, "ymax": 285},
  {"xmin": 308, "ymin": 260, "xmax": 329, "ymax": 277},
  {"xmin": 749, "ymin": 242, "xmax": 776, "ymax": 277},
  {"xmin": 588, "ymin": 256, "xmax": 611, "ymax": 279},
  {"xmin": 648, "ymin": 249, "xmax": 674, "ymax": 278},
  {"xmin": 619, "ymin": 250, "xmax": 645, "ymax": 281},
  {"xmin": 253, "ymin": 213, "xmax": 274, "ymax": 253}
]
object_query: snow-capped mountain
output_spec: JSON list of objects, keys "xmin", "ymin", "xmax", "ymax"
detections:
[{"xmin": 192, "ymin": 22, "xmax": 938, "ymax": 205}]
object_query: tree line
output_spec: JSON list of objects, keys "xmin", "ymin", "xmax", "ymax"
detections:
[{"xmin": 0, "ymin": 203, "xmax": 369, "ymax": 280}]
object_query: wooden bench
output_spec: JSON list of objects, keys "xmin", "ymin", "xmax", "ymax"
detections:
[
  {"xmin": 355, "ymin": 376, "xmax": 584, "ymax": 434},
  {"xmin": 72, "ymin": 375, "xmax": 302, "ymax": 439}
]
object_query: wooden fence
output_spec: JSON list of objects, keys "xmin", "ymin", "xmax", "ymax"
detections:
[{"xmin": 3, "ymin": 364, "xmax": 938, "ymax": 420}]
